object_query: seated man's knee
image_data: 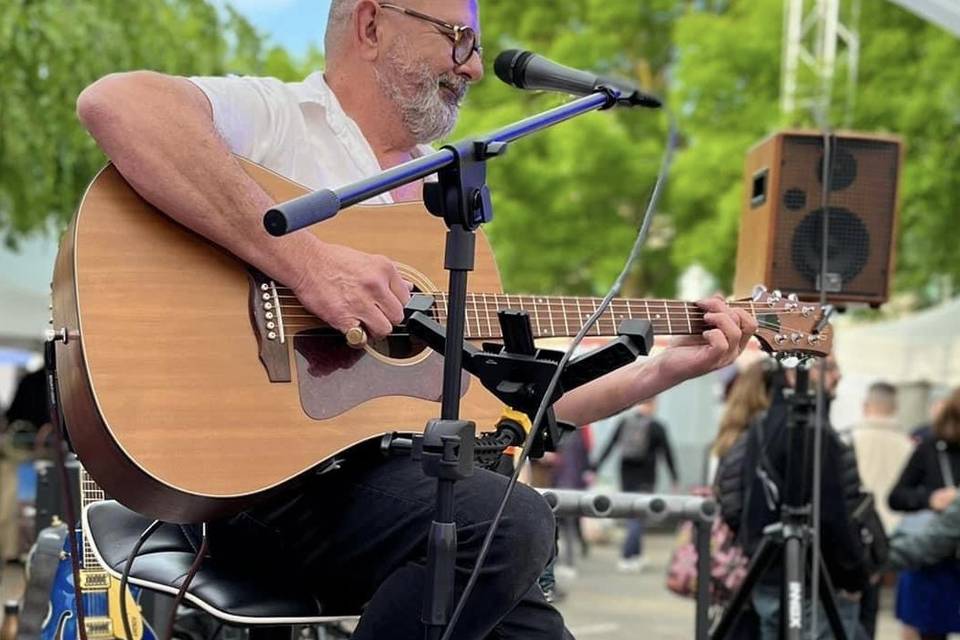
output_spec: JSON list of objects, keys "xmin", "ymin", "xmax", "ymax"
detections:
[{"xmin": 503, "ymin": 484, "xmax": 556, "ymax": 571}]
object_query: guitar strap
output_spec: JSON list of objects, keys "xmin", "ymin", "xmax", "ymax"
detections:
[{"xmin": 16, "ymin": 523, "xmax": 69, "ymax": 640}]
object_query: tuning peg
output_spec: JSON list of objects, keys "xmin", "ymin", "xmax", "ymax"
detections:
[
  {"xmin": 772, "ymin": 289, "xmax": 782, "ymax": 300},
  {"xmin": 751, "ymin": 284, "xmax": 768, "ymax": 301},
  {"xmin": 788, "ymin": 293, "xmax": 799, "ymax": 302}
]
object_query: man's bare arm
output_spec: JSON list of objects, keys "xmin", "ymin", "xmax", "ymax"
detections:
[
  {"xmin": 76, "ymin": 71, "xmax": 408, "ymax": 337},
  {"xmin": 555, "ymin": 296, "xmax": 757, "ymax": 425}
]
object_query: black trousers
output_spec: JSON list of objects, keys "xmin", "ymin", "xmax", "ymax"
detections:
[{"xmin": 209, "ymin": 446, "xmax": 572, "ymax": 639}]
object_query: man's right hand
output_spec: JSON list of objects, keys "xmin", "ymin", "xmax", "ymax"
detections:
[
  {"xmin": 929, "ymin": 486, "xmax": 958, "ymax": 512},
  {"xmin": 293, "ymin": 242, "xmax": 412, "ymax": 341}
]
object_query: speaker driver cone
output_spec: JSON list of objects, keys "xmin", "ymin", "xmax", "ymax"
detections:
[{"xmin": 791, "ymin": 207, "xmax": 870, "ymax": 286}]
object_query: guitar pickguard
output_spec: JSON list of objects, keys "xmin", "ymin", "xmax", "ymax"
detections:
[{"xmin": 292, "ymin": 331, "xmax": 469, "ymax": 420}]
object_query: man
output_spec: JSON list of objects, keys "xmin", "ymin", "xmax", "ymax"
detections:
[
  {"xmin": 846, "ymin": 382, "xmax": 912, "ymax": 534},
  {"xmin": 593, "ymin": 398, "xmax": 678, "ymax": 571},
  {"xmin": 740, "ymin": 356, "xmax": 868, "ymax": 640},
  {"xmin": 75, "ymin": 1, "xmax": 756, "ymax": 637},
  {"xmin": 843, "ymin": 383, "xmax": 913, "ymax": 639}
]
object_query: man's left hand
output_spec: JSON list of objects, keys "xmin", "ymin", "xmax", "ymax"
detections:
[{"xmin": 658, "ymin": 295, "xmax": 757, "ymax": 385}]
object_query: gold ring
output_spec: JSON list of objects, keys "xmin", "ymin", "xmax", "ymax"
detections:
[{"xmin": 345, "ymin": 326, "xmax": 367, "ymax": 349}]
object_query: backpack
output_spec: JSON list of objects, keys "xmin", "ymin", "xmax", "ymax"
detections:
[{"xmin": 619, "ymin": 414, "xmax": 653, "ymax": 462}]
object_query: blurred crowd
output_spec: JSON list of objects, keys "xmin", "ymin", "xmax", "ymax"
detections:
[{"xmin": 531, "ymin": 357, "xmax": 960, "ymax": 639}]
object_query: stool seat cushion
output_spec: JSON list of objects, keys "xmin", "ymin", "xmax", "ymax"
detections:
[{"xmin": 83, "ymin": 500, "xmax": 358, "ymax": 625}]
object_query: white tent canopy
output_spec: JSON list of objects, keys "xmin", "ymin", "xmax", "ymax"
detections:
[
  {"xmin": 888, "ymin": 0, "xmax": 960, "ymax": 38},
  {"xmin": 835, "ymin": 297, "xmax": 960, "ymax": 387}
]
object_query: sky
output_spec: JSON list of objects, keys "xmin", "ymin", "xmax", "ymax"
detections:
[{"xmin": 224, "ymin": 0, "xmax": 333, "ymax": 57}]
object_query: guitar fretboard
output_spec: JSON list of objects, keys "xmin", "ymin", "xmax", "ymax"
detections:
[
  {"xmin": 80, "ymin": 467, "xmax": 107, "ymax": 569},
  {"xmin": 428, "ymin": 294, "xmax": 759, "ymax": 340},
  {"xmin": 277, "ymin": 290, "xmax": 763, "ymax": 339}
]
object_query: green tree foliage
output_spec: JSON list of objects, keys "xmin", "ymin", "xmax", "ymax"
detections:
[
  {"xmin": 459, "ymin": 0, "xmax": 959, "ymax": 301},
  {"xmin": 453, "ymin": 0, "xmax": 681, "ymax": 297},
  {"xmin": 0, "ymin": 0, "xmax": 322, "ymax": 246},
  {"xmin": 667, "ymin": 0, "xmax": 960, "ymax": 301},
  {"xmin": 2, "ymin": 1, "xmax": 956, "ymax": 302}
]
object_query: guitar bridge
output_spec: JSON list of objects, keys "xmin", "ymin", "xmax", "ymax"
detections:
[{"xmin": 248, "ymin": 270, "xmax": 292, "ymax": 382}]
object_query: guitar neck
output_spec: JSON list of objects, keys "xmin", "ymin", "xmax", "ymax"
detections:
[
  {"xmin": 431, "ymin": 294, "xmax": 758, "ymax": 340},
  {"xmin": 79, "ymin": 466, "xmax": 107, "ymax": 570}
]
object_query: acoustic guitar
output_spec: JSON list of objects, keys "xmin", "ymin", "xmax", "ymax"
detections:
[{"xmin": 51, "ymin": 157, "xmax": 832, "ymax": 523}]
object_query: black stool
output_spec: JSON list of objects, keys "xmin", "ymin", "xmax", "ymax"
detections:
[{"xmin": 82, "ymin": 500, "xmax": 360, "ymax": 639}]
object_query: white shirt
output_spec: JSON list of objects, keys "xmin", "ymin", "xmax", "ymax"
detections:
[
  {"xmin": 188, "ymin": 71, "xmax": 434, "ymax": 203},
  {"xmin": 845, "ymin": 417, "xmax": 914, "ymax": 533}
]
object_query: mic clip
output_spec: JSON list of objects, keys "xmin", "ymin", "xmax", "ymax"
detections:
[{"xmin": 593, "ymin": 84, "xmax": 623, "ymax": 110}]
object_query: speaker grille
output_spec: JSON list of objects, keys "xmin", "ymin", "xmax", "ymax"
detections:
[{"xmin": 769, "ymin": 134, "xmax": 899, "ymax": 300}]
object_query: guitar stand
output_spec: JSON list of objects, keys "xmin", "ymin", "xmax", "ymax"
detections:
[
  {"xmin": 710, "ymin": 363, "xmax": 848, "ymax": 640},
  {"xmin": 383, "ymin": 302, "xmax": 653, "ymax": 637}
]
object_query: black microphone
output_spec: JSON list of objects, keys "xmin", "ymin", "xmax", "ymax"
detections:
[{"xmin": 494, "ymin": 49, "xmax": 662, "ymax": 109}]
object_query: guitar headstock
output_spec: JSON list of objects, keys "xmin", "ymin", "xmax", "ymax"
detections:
[{"xmin": 746, "ymin": 287, "xmax": 834, "ymax": 357}]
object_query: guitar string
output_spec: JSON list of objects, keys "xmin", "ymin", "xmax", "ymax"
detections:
[{"xmin": 274, "ymin": 321, "xmax": 794, "ymax": 337}]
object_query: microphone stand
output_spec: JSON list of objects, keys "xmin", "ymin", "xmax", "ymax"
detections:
[{"xmin": 265, "ymin": 87, "xmax": 637, "ymax": 640}]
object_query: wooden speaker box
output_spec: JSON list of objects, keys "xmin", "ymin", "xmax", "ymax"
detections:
[{"xmin": 733, "ymin": 130, "xmax": 902, "ymax": 306}]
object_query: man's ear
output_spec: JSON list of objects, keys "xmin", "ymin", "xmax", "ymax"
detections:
[{"xmin": 355, "ymin": 0, "xmax": 383, "ymax": 62}]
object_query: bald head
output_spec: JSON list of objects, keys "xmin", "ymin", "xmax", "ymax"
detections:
[
  {"xmin": 325, "ymin": 0, "xmax": 479, "ymax": 59},
  {"xmin": 864, "ymin": 381, "xmax": 897, "ymax": 418}
]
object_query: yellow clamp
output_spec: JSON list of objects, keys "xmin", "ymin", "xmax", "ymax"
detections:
[{"xmin": 497, "ymin": 408, "xmax": 533, "ymax": 458}]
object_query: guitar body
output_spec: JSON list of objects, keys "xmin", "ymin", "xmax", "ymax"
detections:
[
  {"xmin": 41, "ymin": 533, "xmax": 155, "ymax": 640},
  {"xmin": 53, "ymin": 159, "xmax": 505, "ymax": 522}
]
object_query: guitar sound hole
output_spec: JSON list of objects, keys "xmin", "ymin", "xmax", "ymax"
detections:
[
  {"xmin": 369, "ymin": 333, "xmax": 430, "ymax": 360},
  {"xmin": 368, "ymin": 285, "xmax": 434, "ymax": 361}
]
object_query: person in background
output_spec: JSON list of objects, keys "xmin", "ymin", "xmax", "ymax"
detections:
[
  {"xmin": 552, "ymin": 424, "xmax": 593, "ymax": 571},
  {"xmin": 739, "ymin": 356, "xmax": 867, "ymax": 640},
  {"xmin": 1, "ymin": 368, "xmax": 51, "ymax": 563},
  {"xmin": 843, "ymin": 382, "xmax": 913, "ymax": 640},
  {"xmin": 592, "ymin": 397, "xmax": 678, "ymax": 572},
  {"xmin": 909, "ymin": 386, "xmax": 951, "ymax": 444},
  {"xmin": 888, "ymin": 491, "xmax": 960, "ymax": 572},
  {"xmin": 888, "ymin": 386, "xmax": 960, "ymax": 640},
  {"xmin": 709, "ymin": 359, "xmax": 775, "ymax": 484}
]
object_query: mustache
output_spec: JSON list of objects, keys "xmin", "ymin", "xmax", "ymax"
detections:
[{"xmin": 438, "ymin": 74, "xmax": 468, "ymax": 103}]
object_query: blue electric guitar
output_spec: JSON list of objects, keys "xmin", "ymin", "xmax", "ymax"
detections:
[{"xmin": 40, "ymin": 467, "xmax": 156, "ymax": 640}]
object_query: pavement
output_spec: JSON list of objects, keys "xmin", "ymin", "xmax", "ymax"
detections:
[
  {"xmin": 1, "ymin": 528, "xmax": 905, "ymax": 639},
  {"xmin": 555, "ymin": 526, "xmax": 903, "ymax": 640}
]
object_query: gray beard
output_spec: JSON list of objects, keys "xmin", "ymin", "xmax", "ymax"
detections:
[{"xmin": 374, "ymin": 39, "xmax": 467, "ymax": 144}]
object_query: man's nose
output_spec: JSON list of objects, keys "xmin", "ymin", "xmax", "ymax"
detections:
[{"xmin": 456, "ymin": 52, "xmax": 484, "ymax": 83}]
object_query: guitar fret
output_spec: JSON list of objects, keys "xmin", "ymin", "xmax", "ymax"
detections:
[
  {"xmin": 663, "ymin": 301, "xmax": 673, "ymax": 333},
  {"xmin": 531, "ymin": 296, "xmax": 541, "ymax": 338},
  {"xmin": 685, "ymin": 303, "xmax": 693, "ymax": 334},
  {"xmin": 481, "ymin": 294, "xmax": 491, "ymax": 338},
  {"xmin": 561, "ymin": 299, "xmax": 570, "ymax": 335},
  {"xmin": 471, "ymin": 292, "xmax": 480, "ymax": 338}
]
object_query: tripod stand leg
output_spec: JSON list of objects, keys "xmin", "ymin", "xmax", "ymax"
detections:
[
  {"xmin": 782, "ymin": 536, "xmax": 805, "ymax": 640},
  {"xmin": 695, "ymin": 520, "xmax": 710, "ymax": 640},
  {"xmin": 710, "ymin": 536, "xmax": 779, "ymax": 640},
  {"xmin": 816, "ymin": 553, "xmax": 850, "ymax": 640}
]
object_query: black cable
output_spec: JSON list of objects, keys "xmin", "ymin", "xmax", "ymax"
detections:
[
  {"xmin": 438, "ymin": 110, "xmax": 679, "ymax": 640},
  {"xmin": 119, "ymin": 519, "xmax": 163, "ymax": 640},
  {"xmin": 809, "ymin": 116, "xmax": 834, "ymax": 638},
  {"xmin": 44, "ymin": 340, "xmax": 89, "ymax": 640},
  {"xmin": 164, "ymin": 523, "xmax": 208, "ymax": 640}
]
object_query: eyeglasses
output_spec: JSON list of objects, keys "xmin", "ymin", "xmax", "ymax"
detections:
[{"xmin": 379, "ymin": 2, "xmax": 482, "ymax": 66}]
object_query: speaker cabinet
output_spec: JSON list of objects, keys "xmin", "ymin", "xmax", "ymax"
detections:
[{"xmin": 733, "ymin": 130, "xmax": 902, "ymax": 306}]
